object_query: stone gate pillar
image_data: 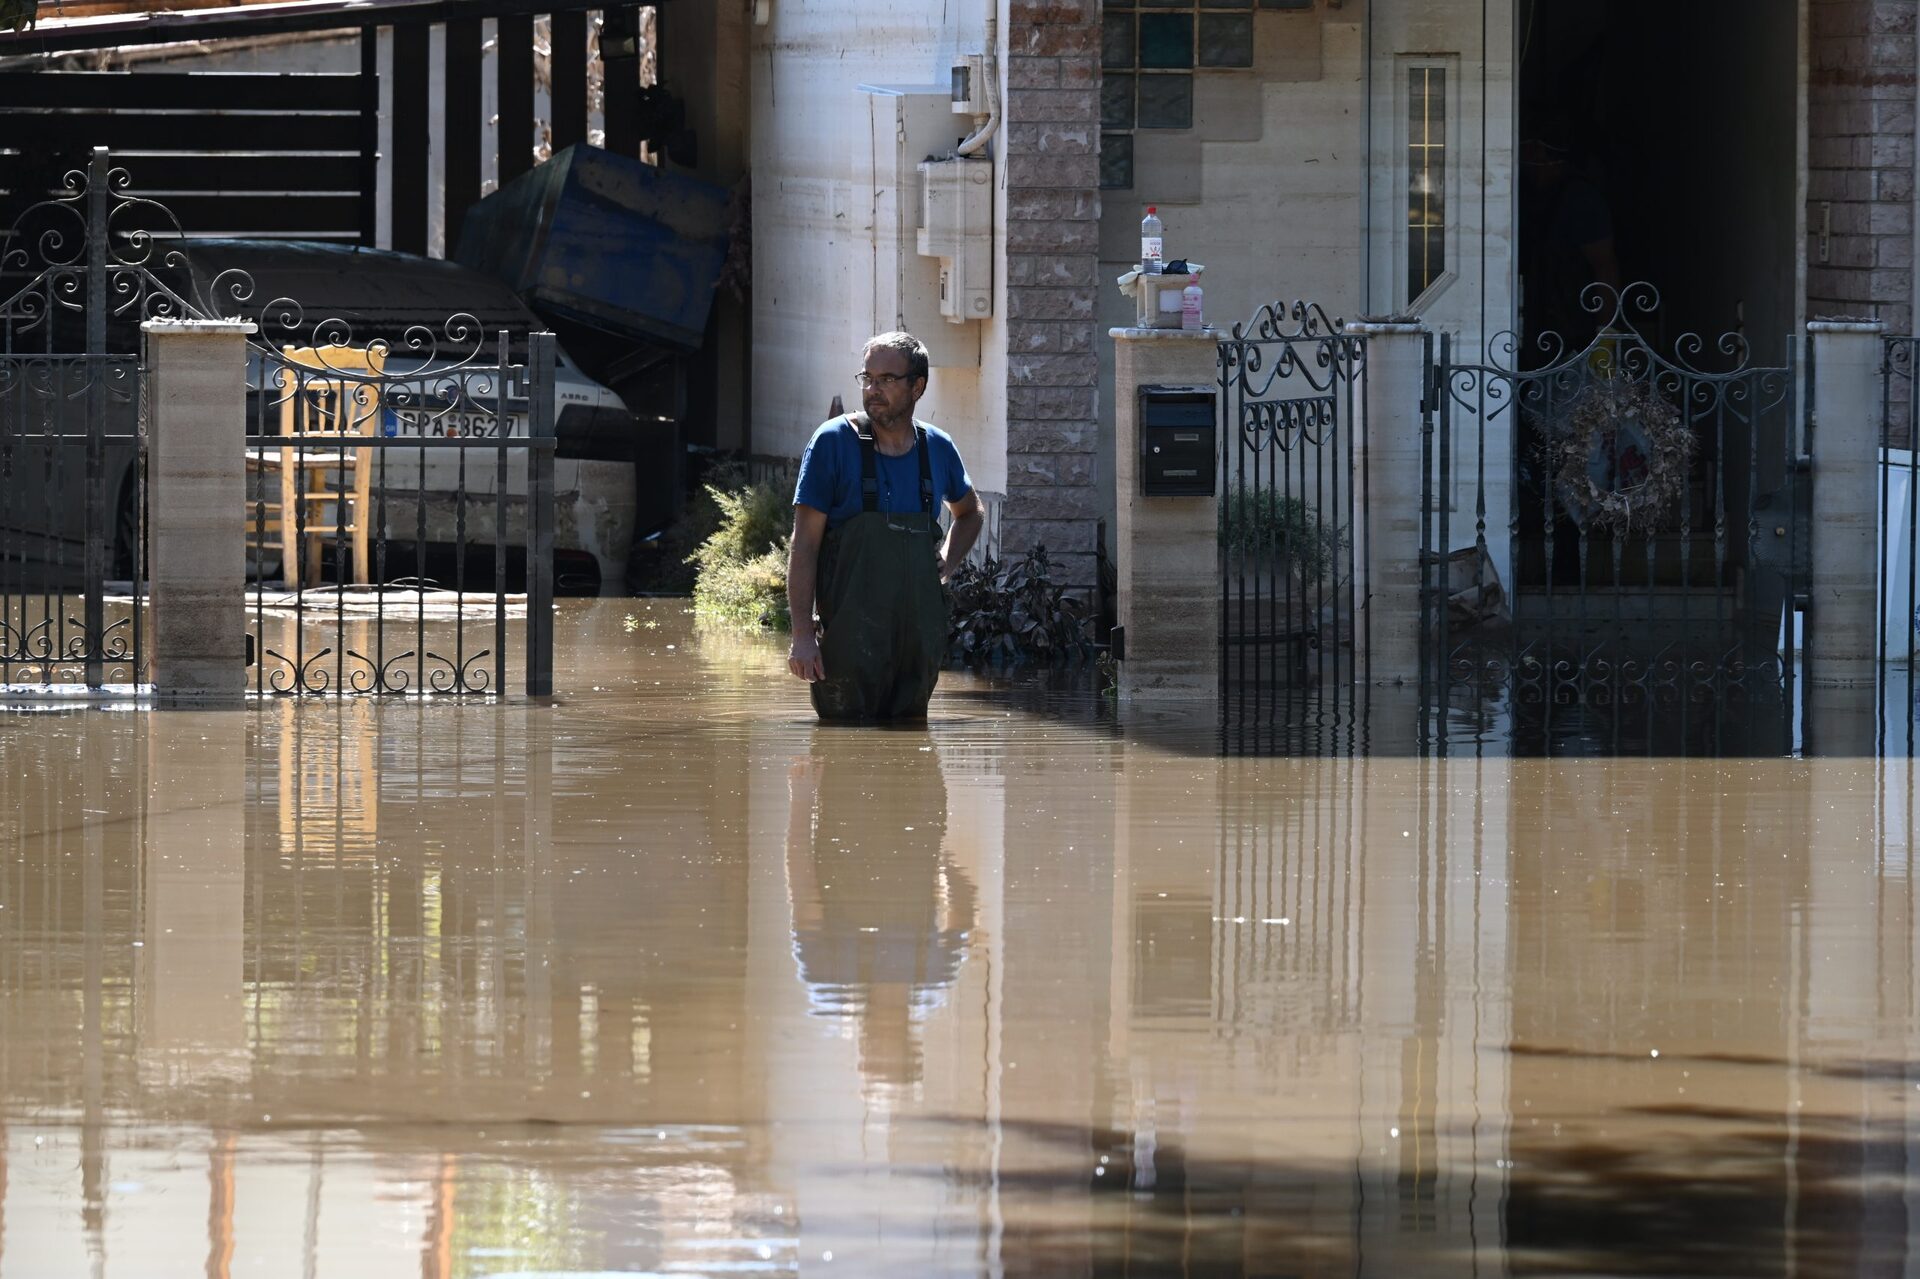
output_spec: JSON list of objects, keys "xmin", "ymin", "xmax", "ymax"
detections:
[
  {"xmin": 1112, "ymin": 326, "xmax": 1218, "ymax": 701},
  {"xmin": 1347, "ymin": 321, "xmax": 1429, "ymax": 686},
  {"xmin": 1807, "ymin": 320, "xmax": 1885, "ymax": 688},
  {"xmin": 143, "ymin": 318, "xmax": 255, "ymax": 707}
]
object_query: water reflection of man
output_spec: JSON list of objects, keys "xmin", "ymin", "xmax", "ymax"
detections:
[
  {"xmin": 1519, "ymin": 113, "xmax": 1621, "ymax": 358},
  {"xmin": 783, "ymin": 735, "xmax": 975, "ymax": 1087}
]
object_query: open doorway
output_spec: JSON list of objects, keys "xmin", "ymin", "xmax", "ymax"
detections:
[
  {"xmin": 1510, "ymin": 2, "xmax": 1801, "ymax": 602},
  {"xmin": 1517, "ymin": 3, "xmax": 1800, "ymax": 367}
]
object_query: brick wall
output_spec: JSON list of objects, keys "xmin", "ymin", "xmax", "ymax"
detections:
[
  {"xmin": 1003, "ymin": 0, "xmax": 1103, "ymax": 591},
  {"xmin": 1809, "ymin": 0, "xmax": 1917, "ymax": 329}
]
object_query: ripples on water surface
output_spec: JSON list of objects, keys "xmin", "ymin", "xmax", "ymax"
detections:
[{"xmin": 6, "ymin": 600, "xmax": 1920, "ymax": 1275}]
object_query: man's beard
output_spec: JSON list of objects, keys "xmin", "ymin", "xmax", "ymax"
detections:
[{"xmin": 866, "ymin": 401, "xmax": 909, "ymax": 430}]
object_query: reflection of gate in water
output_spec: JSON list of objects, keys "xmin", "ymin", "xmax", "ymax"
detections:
[{"xmin": 1427, "ymin": 283, "xmax": 1806, "ymax": 717}]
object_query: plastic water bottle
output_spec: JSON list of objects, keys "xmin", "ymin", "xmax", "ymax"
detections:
[
  {"xmin": 1181, "ymin": 271, "xmax": 1204, "ymax": 331},
  {"xmin": 1140, "ymin": 206, "xmax": 1164, "ymax": 274}
]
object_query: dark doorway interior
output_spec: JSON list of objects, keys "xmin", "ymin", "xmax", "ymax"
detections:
[
  {"xmin": 1512, "ymin": 2, "xmax": 1800, "ymax": 607},
  {"xmin": 1518, "ymin": 2, "xmax": 1799, "ymax": 367}
]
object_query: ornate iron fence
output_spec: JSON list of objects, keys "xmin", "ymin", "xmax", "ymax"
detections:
[
  {"xmin": 1427, "ymin": 283, "xmax": 1804, "ymax": 735},
  {"xmin": 1216, "ymin": 301, "xmax": 1365, "ymax": 741},
  {"xmin": 243, "ymin": 324, "xmax": 557, "ymax": 697},
  {"xmin": 0, "ymin": 147, "xmax": 225, "ymax": 691},
  {"xmin": 1, "ymin": 147, "xmax": 557, "ymax": 699}
]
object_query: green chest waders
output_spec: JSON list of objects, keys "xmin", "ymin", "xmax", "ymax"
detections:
[{"xmin": 811, "ymin": 426, "xmax": 949, "ymax": 721}]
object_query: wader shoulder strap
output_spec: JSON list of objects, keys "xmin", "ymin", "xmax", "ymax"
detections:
[
  {"xmin": 915, "ymin": 425, "xmax": 934, "ymax": 517},
  {"xmin": 852, "ymin": 416, "xmax": 879, "ymax": 513}
]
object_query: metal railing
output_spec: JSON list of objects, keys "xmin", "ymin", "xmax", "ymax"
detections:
[
  {"xmin": 245, "ymin": 329, "xmax": 556, "ymax": 697},
  {"xmin": 1216, "ymin": 301, "xmax": 1364, "ymax": 734}
]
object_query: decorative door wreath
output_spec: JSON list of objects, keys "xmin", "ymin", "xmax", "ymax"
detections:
[{"xmin": 1552, "ymin": 378, "xmax": 1694, "ymax": 535}]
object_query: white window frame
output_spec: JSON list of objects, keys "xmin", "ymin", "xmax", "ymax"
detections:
[{"xmin": 1395, "ymin": 54, "xmax": 1462, "ymax": 315}]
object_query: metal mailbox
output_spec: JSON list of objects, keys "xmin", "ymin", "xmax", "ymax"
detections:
[{"xmin": 1138, "ymin": 384, "xmax": 1216, "ymax": 497}]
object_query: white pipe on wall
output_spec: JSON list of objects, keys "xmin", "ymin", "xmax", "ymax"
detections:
[{"xmin": 955, "ymin": 14, "xmax": 999, "ymax": 156}]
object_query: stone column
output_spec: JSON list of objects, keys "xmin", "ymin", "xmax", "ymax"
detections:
[
  {"xmin": 1348, "ymin": 322, "xmax": 1430, "ymax": 686},
  {"xmin": 142, "ymin": 318, "xmax": 255, "ymax": 706},
  {"xmin": 1003, "ymin": 0, "xmax": 1102, "ymax": 592},
  {"xmin": 1113, "ymin": 326, "xmax": 1217, "ymax": 701},
  {"xmin": 1808, "ymin": 319, "xmax": 1885, "ymax": 687}
]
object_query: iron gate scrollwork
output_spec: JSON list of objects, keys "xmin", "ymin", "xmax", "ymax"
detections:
[
  {"xmin": 0, "ymin": 146, "xmax": 557, "ymax": 700},
  {"xmin": 243, "ymin": 317, "xmax": 557, "ymax": 698},
  {"xmin": 1217, "ymin": 301, "xmax": 1364, "ymax": 740},
  {"xmin": 1428, "ymin": 282, "xmax": 1805, "ymax": 742},
  {"xmin": 0, "ymin": 147, "xmax": 246, "ymax": 692}
]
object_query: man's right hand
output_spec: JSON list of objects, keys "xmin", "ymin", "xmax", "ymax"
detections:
[{"xmin": 788, "ymin": 631, "xmax": 826, "ymax": 682}]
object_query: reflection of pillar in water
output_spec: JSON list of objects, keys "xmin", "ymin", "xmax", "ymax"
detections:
[
  {"xmin": 141, "ymin": 714, "xmax": 248, "ymax": 1078},
  {"xmin": 1353, "ymin": 756, "xmax": 1511, "ymax": 1275},
  {"xmin": 524, "ymin": 704, "xmax": 554, "ymax": 1076}
]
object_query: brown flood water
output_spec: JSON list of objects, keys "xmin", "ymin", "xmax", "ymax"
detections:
[{"xmin": 3, "ymin": 599, "xmax": 1920, "ymax": 1276}]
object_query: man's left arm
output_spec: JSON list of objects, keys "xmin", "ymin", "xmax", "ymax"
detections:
[{"xmin": 939, "ymin": 489, "xmax": 985, "ymax": 583}]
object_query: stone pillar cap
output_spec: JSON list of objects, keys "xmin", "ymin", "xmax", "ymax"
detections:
[
  {"xmin": 141, "ymin": 318, "xmax": 258, "ymax": 335},
  {"xmin": 1110, "ymin": 326, "xmax": 1217, "ymax": 341}
]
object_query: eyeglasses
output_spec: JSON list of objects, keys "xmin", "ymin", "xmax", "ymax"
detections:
[{"xmin": 855, "ymin": 372, "xmax": 909, "ymax": 389}]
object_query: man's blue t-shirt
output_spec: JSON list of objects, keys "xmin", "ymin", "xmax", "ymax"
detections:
[{"xmin": 793, "ymin": 416, "xmax": 974, "ymax": 530}]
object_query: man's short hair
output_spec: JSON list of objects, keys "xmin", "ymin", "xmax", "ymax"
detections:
[{"xmin": 864, "ymin": 331, "xmax": 930, "ymax": 387}]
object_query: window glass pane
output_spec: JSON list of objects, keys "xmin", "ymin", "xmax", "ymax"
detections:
[
  {"xmin": 1139, "ymin": 0, "xmax": 1194, "ymax": 7},
  {"xmin": 1197, "ymin": 13, "xmax": 1252, "ymax": 66},
  {"xmin": 1101, "ymin": 132, "xmax": 1136, "ymax": 190},
  {"xmin": 1257, "ymin": 0, "xmax": 1312, "ymax": 8},
  {"xmin": 1407, "ymin": 66, "xmax": 1447, "ymax": 300},
  {"xmin": 1203, "ymin": 0, "xmax": 1253, "ymax": 7},
  {"xmin": 1138, "ymin": 13, "xmax": 1195, "ymax": 68},
  {"xmin": 1102, "ymin": 74, "xmax": 1136, "ymax": 128},
  {"xmin": 1103, "ymin": 13, "xmax": 1136, "ymax": 69},
  {"xmin": 1137, "ymin": 73, "xmax": 1193, "ymax": 129}
]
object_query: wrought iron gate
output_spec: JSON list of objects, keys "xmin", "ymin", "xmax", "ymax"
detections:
[
  {"xmin": 243, "ymin": 327, "xmax": 556, "ymax": 697},
  {"xmin": 1217, "ymin": 302, "xmax": 1363, "ymax": 733},
  {"xmin": 1426, "ymin": 283, "xmax": 1806, "ymax": 744},
  {"xmin": 2, "ymin": 147, "xmax": 558, "ymax": 699},
  {"xmin": 0, "ymin": 148, "xmax": 175, "ymax": 692}
]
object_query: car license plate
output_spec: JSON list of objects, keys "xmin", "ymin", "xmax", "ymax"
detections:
[{"xmin": 386, "ymin": 409, "xmax": 525, "ymax": 438}]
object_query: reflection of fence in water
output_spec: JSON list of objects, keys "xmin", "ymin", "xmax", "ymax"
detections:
[
  {"xmin": 1209, "ymin": 759, "xmax": 1366, "ymax": 1058},
  {"xmin": 264, "ymin": 699, "xmax": 380, "ymax": 868}
]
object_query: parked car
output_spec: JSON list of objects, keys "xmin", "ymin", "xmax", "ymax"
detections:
[{"xmin": 0, "ymin": 240, "xmax": 649, "ymax": 594}]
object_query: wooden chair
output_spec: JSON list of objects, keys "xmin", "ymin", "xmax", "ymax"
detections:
[{"xmin": 247, "ymin": 345, "xmax": 382, "ymax": 588}]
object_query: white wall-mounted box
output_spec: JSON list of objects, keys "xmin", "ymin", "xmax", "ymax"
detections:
[
  {"xmin": 857, "ymin": 83, "xmax": 981, "ymax": 368},
  {"xmin": 917, "ymin": 156, "xmax": 992, "ymax": 324}
]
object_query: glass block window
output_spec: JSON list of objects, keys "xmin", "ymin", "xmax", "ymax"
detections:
[
  {"xmin": 1099, "ymin": 0, "xmax": 1274, "ymax": 190},
  {"xmin": 1407, "ymin": 65, "xmax": 1447, "ymax": 301}
]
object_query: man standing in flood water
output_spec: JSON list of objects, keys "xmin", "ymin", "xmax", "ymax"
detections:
[{"xmin": 786, "ymin": 331, "xmax": 984, "ymax": 720}]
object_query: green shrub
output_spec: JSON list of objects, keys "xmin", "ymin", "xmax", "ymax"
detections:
[
  {"xmin": 1219, "ymin": 487, "xmax": 1344, "ymax": 578},
  {"xmin": 690, "ymin": 480, "xmax": 793, "ymax": 630},
  {"xmin": 947, "ymin": 545, "xmax": 1093, "ymax": 665}
]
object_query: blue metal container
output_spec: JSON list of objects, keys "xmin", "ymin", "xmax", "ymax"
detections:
[{"xmin": 455, "ymin": 143, "xmax": 731, "ymax": 352}]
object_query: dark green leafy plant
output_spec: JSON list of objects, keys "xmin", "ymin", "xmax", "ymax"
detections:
[
  {"xmin": 689, "ymin": 479, "xmax": 792, "ymax": 631},
  {"xmin": 1219, "ymin": 487, "xmax": 1345, "ymax": 579},
  {"xmin": 946, "ymin": 545, "xmax": 1094, "ymax": 665}
]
